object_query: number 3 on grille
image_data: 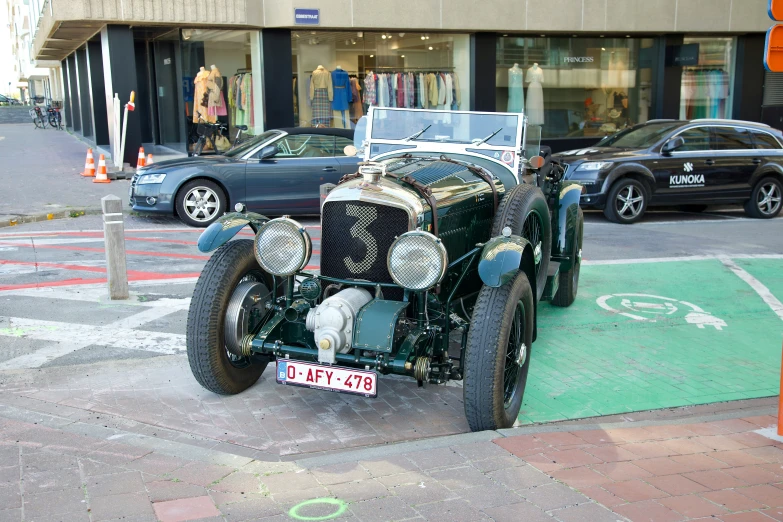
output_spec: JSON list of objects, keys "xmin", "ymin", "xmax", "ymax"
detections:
[{"xmin": 344, "ymin": 204, "xmax": 377, "ymax": 274}]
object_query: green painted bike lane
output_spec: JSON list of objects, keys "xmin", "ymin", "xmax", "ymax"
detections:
[{"xmin": 520, "ymin": 258, "xmax": 783, "ymax": 424}]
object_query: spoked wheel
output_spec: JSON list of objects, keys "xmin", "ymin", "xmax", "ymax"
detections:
[
  {"xmin": 187, "ymin": 240, "xmax": 273, "ymax": 395},
  {"xmin": 604, "ymin": 178, "xmax": 647, "ymax": 224},
  {"xmin": 463, "ymin": 271, "xmax": 535, "ymax": 432},
  {"xmin": 176, "ymin": 179, "xmax": 226, "ymax": 227},
  {"xmin": 745, "ymin": 177, "xmax": 783, "ymax": 219},
  {"xmin": 30, "ymin": 110, "xmax": 44, "ymax": 129},
  {"xmin": 492, "ymin": 184, "xmax": 551, "ymax": 300}
]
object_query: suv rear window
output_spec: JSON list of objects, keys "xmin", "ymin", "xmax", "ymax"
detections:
[
  {"xmin": 752, "ymin": 131, "xmax": 782, "ymax": 150},
  {"xmin": 713, "ymin": 127, "xmax": 754, "ymax": 150}
]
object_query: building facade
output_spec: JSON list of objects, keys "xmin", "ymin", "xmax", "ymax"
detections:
[{"xmin": 27, "ymin": 0, "xmax": 777, "ymax": 164}]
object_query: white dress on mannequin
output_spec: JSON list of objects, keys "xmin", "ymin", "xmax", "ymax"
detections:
[{"xmin": 526, "ymin": 64, "xmax": 545, "ymax": 126}]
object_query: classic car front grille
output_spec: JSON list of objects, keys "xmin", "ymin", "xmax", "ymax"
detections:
[{"xmin": 321, "ymin": 201, "xmax": 409, "ymax": 300}]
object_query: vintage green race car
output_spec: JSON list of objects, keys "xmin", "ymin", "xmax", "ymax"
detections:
[{"xmin": 187, "ymin": 107, "xmax": 584, "ymax": 431}]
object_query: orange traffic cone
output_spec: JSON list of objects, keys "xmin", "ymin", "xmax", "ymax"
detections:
[
  {"xmin": 93, "ymin": 154, "xmax": 110, "ymax": 183},
  {"xmin": 146, "ymin": 153, "xmax": 154, "ymax": 166},
  {"xmin": 136, "ymin": 147, "xmax": 146, "ymax": 171},
  {"xmin": 80, "ymin": 148, "xmax": 95, "ymax": 177}
]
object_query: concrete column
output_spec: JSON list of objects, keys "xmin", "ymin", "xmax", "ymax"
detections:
[
  {"xmin": 87, "ymin": 38, "xmax": 110, "ymax": 146},
  {"xmin": 470, "ymin": 33, "xmax": 497, "ymax": 112},
  {"xmin": 67, "ymin": 54, "xmax": 82, "ymax": 132},
  {"xmin": 733, "ymin": 34, "xmax": 765, "ymax": 123},
  {"xmin": 101, "ymin": 25, "xmax": 142, "ymax": 167},
  {"xmin": 61, "ymin": 58, "xmax": 71, "ymax": 130},
  {"xmin": 261, "ymin": 29, "xmax": 293, "ymax": 129},
  {"xmin": 76, "ymin": 48, "xmax": 93, "ymax": 139}
]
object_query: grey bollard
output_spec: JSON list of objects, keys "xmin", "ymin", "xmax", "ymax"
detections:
[{"xmin": 101, "ymin": 195, "xmax": 129, "ymax": 300}]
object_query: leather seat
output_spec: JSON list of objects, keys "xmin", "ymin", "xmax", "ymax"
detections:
[{"xmin": 236, "ymin": 125, "xmax": 248, "ymax": 131}]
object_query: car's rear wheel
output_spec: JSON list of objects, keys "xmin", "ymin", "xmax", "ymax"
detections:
[
  {"xmin": 176, "ymin": 179, "xmax": 226, "ymax": 227},
  {"xmin": 463, "ymin": 271, "xmax": 534, "ymax": 431},
  {"xmin": 552, "ymin": 208, "xmax": 583, "ymax": 307},
  {"xmin": 604, "ymin": 178, "xmax": 647, "ymax": 224},
  {"xmin": 492, "ymin": 184, "xmax": 551, "ymax": 300},
  {"xmin": 744, "ymin": 177, "xmax": 782, "ymax": 219},
  {"xmin": 187, "ymin": 239, "xmax": 272, "ymax": 395}
]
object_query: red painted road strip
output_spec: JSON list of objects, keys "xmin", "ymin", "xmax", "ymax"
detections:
[
  {"xmin": 0, "ymin": 241, "xmax": 211, "ymax": 260},
  {"xmin": 0, "ymin": 272, "xmax": 201, "ymax": 292},
  {"xmin": 0, "ymin": 259, "xmax": 197, "ymax": 279}
]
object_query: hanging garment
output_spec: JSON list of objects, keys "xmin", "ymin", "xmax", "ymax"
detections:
[
  {"xmin": 310, "ymin": 66, "xmax": 333, "ymax": 104},
  {"xmin": 397, "ymin": 74, "xmax": 405, "ymax": 108},
  {"xmin": 526, "ymin": 66, "xmax": 545, "ymax": 126},
  {"xmin": 437, "ymin": 74, "xmax": 447, "ymax": 108},
  {"xmin": 363, "ymin": 73, "xmax": 377, "ymax": 106},
  {"xmin": 193, "ymin": 69, "xmax": 210, "ymax": 123},
  {"xmin": 331, "ymin": 68, "xmax": 352, "ymax": 112},
  {"xmin": 508, "ymin": 67, "xmax": 525, "ymax": 113},
  {"xmin": 444, "ymin": 73, "xmax": 453, "ymax": 109},
  {"xmin": 427, "ymin": 73, "xmax": 438, "ymax": 108},
  {"xmin": 205, "ymin": 67, "xmax": 224, "ymax": 122},
  {"xmin": 452, "ymin": 73, "xmax": 461, "ymax": 109},
  {"xmin": 378, "ymin": 74, "xmax": 390, "ymax": 107},
  {"xmin": 350, "ymin": 77, "xmax": 363, "ymax": 120},
  {"xmin": 332, "ymin": 110, "xmax": 350, "ymax": 129},
  {"xmin": 311, "ymin": 88, "xmax": 331, "ymax": 126}
]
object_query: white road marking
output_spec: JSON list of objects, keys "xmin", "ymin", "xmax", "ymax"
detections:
[
  {"xmin": 719, "ymin": 256, "xmax": 783, "ymax": 322},
  {"xmin": 0, "ymin": 237, "xmax": 106, "ymax": 246},
  {"xmin": 583, "ymin": 254, "xmax": 783, "ymax": 266}
]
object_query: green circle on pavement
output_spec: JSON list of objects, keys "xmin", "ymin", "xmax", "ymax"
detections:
[{"xmin": 288, "ymin": 498, "xmax": 347, "ymax": 521}]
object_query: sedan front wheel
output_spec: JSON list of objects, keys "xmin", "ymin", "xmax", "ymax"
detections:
[{"xmin": 176, "ymin": 179, "xmax": 227, "ymax": 227}]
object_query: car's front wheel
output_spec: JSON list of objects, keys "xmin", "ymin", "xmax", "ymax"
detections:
[
  {"xmin": 744, "ymin": 177, "xmax": 782, "ymax": 219},
  {"xmin": 463, "ymin": 272, "xmax": 535, "ymax": 432},
  {"xmin": 604, "ymin": 178, "xmax": 647, "ymax": 224},
  {"xmin": 552, "ymin": 208, "xmax": 583, "ymax": 307},
  {"xmin": 176, "ymin": 179, "xmax": 226, "ymax": 227},
  {"xmin": 187, "ymin": 239, "xmax": 272, "ymax": 395}
]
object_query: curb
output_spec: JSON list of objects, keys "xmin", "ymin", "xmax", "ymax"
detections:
[{"xmin": 1, "ymin": 207, "xmax": 102, "ymax": 229}]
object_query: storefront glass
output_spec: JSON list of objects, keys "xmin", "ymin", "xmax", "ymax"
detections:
[
  {"xmin": 679, "ymin": 37, "xmax": 736, "ymax": 120},
  {"xmin": 291, "ymin": 31, "xmax": 471, "ymax": 128},
  {"xmin": 496, "ymin": 36, "xmax": 655, "ymax": 139},
  {"xmin": 176, "ymin": 29, "xmax": 264, "ymax": 154}
]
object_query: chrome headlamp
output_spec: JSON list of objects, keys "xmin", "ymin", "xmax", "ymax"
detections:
[
  {"xmin": 387, "ymin": 231, "xmax": 448, "ymax": 290},
  {"xmin": 254, "ymin": 218, "xmax": 312, "ymax": 276}
]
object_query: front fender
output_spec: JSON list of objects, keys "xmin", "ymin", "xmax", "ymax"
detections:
[
  {"xmin": 197, "ymin": 212, "xmax": 269, "ymax": 253},
  {"xmin": 478, "ymin": 235, "xmax": 535, "ymax": 289},
  {"xmin": 553, "ymin": 184, "xmax": 582, "ymax": 270}
]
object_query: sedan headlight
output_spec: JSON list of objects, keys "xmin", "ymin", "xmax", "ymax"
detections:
[
  {"xmin": 137, "ymin": 173, "xmax": 167, "ymax": 184},
  {"xmin": 576, "ymin": 162, "xmax": 612, "ymax": 171},
  {"xmin": 254, "ymin": 218, "xmax": 312, "ymax": 276},
  {"xmin": 387, "ymin": 231, "xmax": 448, "ymax": 290}
]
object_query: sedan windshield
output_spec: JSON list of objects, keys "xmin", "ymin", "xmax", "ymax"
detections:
[
  {"xmin": 223, "ymin": 131, "xmax": 281, "ymax": 157},
  {"xmin": 597, "ymin": 122, "xmax": 681, "ymax": 148}
]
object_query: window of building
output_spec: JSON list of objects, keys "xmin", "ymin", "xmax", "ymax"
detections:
[
  {"xmin": 679, "ymin": 37, "xmax": 736, "ymax": 120},
  {"xmin": 291, "ymin": 31, "xmax": 470, "ymax": 128},
  {"xmin": 496, "ymin": 36, "xmax": 654, "ymax": 139}
]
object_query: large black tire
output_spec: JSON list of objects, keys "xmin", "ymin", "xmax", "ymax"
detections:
[
  {"xmin": 187, "ymin": 240, "xmax": 270, "ymax": 395},
  {"xmin": 603, "ymin": 178, "xmax": 647, "ymax": 224},
  {"xmin": 552, "ymin": 208, "xmax": 584, "ymax": 307},
  {"xmin": 492, "ymin": 183, "xmax": 551, "ymax": 301},
  {"xmin": 176, "ymin": 179, "xmax": 227, "ymax": 227},
  {"xmin": 744, "ymin": 177, "xmax": 783, "ymax": 219},
  {"xmin": 463, "ymin": 272, "xmax": 535, "ymax": 431}
]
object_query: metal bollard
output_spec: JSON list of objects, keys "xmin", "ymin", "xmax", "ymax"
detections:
[{"xmin": 101, "ymin": 195, "xmax": 129, "ymax": 300}]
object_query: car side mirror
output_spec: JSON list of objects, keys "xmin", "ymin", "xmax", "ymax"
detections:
[
  {"xmin": 662, "ymin": 136, "xmax": 684, "ymax": 154},
  {"xmin": 343, "ymin": 145, "xmax": 358, "ymax": 157},
  {"xmin": 258, "ymin": 144, "xmax": 278, "ymax": 159}
]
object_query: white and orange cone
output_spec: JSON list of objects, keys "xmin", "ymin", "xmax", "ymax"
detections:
[
  {"xmin": 136, "ymin": 147, "xmax": 146, "ymax": 172},
  {"xmin": 146, "ymin": 153, "xmax": 154, "ymax": 166},
  {"xmin": 80, "ymin": 148, "xmax": 95, "ymax": 177},
  {"xmin": 93, "ymin": 154, "xmax": 110, "ymax": 183}
]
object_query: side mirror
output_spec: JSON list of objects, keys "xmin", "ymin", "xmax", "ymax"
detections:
[
  {"xmin": 343, "ymin": 145, "xmax": 358, "ymax": 157},
  {"xmin": 258, "ymin": 144, "xmax": 278, "ymax": 159},
  {"xmin": 662, "ymin": 136, "xmax": 684, "ymax": 154}
]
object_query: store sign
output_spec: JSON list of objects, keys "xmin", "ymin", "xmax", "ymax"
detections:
[
  {"xmin": 563, "ymin": 56, "xmax": 594, "ymax": 63},
  {"xmin": 666, "ymin": 44, "xmax": 700, "ymax": 66},
  {"xmin": 294, "ymin": 8, "xmax": 320, "ymax": 25}
]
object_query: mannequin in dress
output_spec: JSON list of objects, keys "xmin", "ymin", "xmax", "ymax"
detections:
[
  {"xmin": 193, "ymin": 66, "xmax": 209, "ymax": 123},
  {"xmin": 310, "ymin": 65, "xmax": 333, "ymax": 126},
  {"xmin": 526, "ymin": 63, "xmax": 545, "ymax": 126},
  {"xmin": 507, "ymin": 63, "xmax": 524, "ymax": 113},
  {"xmin": 331, "ymin": 65, "xmax": 352, "ymax": 129},
  {"xmin": 206, "ymin": 64, "xmax": 225, "ymax": 124}
]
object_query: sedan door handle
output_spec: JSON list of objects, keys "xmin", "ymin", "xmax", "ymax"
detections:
[
  {"xmin": 322, "ymin": 166, "xmax": 337, "ymax": 172},
  {"xmin": 704, "ymin": 159, "xmax": 715, "ymax": 166}
]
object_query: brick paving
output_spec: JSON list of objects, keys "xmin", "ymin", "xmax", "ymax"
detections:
[{"xmin": 496, "ymin": 415, "xmax": 783, "ymax": 521}]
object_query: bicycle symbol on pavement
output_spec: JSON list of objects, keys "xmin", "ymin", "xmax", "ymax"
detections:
[{"xmin": 596, "ymin": 293, "xmax": 727, "ymax": 330}]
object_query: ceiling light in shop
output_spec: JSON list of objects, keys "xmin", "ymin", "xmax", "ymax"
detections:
[
  {"xmin": 357, "ymin": 32, "xmax": 363, "ymax": 37},
  {"xmin": 421, "ymin": 35, "xmax": 426, "ymax": 40},
  {"xmin": 370, "ymin": 54, "xmax": 374, "ymax": 57},
  {"xmin": 601, "ymin": 47, "xmax": 606, "ymax": 51},
  {"xmin": 540, "ymin": 34, "xmax": 546, "ymax": 37},
  {"xmin": 182, "ymin": 29, "xmax": 192, "ymax": 40},
  {"xmin": 382, "ymin": 34, "xmax": 387, "ymax": 39},
  {"xmin": 401, "ymin": 54, "xmax": 405, "ymax": 58},
  {"xmin": 428, "ymin": 46, "xmax": 433, "ymax": 50},
  {"xmin": 399, "ymin": 33, "xmax": 405, "ymax": 37}
]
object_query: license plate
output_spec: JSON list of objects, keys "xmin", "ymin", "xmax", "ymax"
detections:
[{"xmin": 276, "ymin": 359, "xmax": 378, "ymax": 398}]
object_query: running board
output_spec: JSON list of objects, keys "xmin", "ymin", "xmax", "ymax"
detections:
[{"xmin": 541, "ymin": 262, "xmax": 560, "ymax": 302}]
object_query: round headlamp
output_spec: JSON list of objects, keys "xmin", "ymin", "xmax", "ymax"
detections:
[
  {"xmin": 387, "ymin": 231, "xmax": 448, "ymax": 290},
  {"xmin": 254, "ymin": 218, "xmax": 312, "ymax": 276}
]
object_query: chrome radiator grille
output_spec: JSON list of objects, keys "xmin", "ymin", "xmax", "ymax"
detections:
[{"xmin": 321, "ymin": 201, "xmax": 409, "ymax": 298}]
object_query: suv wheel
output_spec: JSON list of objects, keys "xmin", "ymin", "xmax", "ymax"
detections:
[
  {"xmin": 604, "ymin": 178, "xmax": 647, "ymax": 224},
  {"xmin": 744, "ymin": 177, "xmax": 782, "ymax": 219}
]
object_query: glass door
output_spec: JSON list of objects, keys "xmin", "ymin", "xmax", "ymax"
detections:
[{"xmin": 153, "ymin": 30, "xmax": 186, "ymax": 152}]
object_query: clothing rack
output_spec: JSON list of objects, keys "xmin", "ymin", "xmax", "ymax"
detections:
[
  {"xmin": 236, "ymin": 68, "xmax": 251, "ymax": 74},
  {"xmin": 366, "ymin": 66, "xmax": 455, "ymax": 71}
]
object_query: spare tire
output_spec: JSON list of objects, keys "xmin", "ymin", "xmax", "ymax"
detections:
[{"xmin": 492, "ymin": 184, "xmax": 551, "ymax": 301}]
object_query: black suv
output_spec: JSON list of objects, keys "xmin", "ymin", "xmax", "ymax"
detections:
[{"xmin": 554, "ymin": 119, "xmax": 783, "ymax": 223}]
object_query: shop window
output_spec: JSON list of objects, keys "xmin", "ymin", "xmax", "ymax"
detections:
[
  {"xmin": 291, "ymin": 31, "xmax": 470, "ymax": 128},
  {"xmin": 679, "ymin": 37, "xmax": 736, "ymax": 121},
  {"xmin": 496, "ymin": 36, "xmax": 654, "ymax": 139},
  {"xmin": 678, "ymin": 127, "xmax": 711, "ymax": 151}
]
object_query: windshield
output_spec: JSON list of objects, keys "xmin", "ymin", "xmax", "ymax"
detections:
[
  {"xmin": 370, "ymin": 109, "xmax": 521, "ymax": 148},
  {"xmin": 597, "ymin": 122, "xmax": 681, "ymax": 149},
  {"xmin": 223, "ymin": 131, "xmax": 281, "ymax": 157}
]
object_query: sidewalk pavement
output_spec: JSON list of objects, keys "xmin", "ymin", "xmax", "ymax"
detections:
[{"xmin": 0, "ymin": 398, "xmax": 779, "ymax": 521}]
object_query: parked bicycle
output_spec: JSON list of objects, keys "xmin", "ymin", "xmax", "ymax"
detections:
[
  {"xmin": 46, "ymin": 105, "xmax": 62, "ymax": 130},
  {"xmin": 29, "ymin": 106, "xmax": 46, "ymax": 129},
  {"xmin": 192, "ymin": 117, "xmax": 250, "ymax": 156}
]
